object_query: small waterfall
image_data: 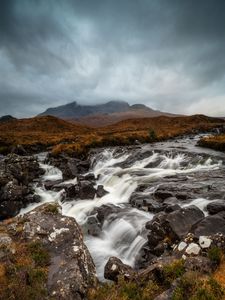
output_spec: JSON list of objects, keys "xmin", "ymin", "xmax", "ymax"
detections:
[{"xmin": 18, "ymin": 139, "xmax": 224, "ymax": 280}]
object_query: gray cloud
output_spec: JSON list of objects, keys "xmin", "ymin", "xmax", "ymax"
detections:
[{"xmin": 0, "ymin": 0, "xmax": 225, "ymax": 117}]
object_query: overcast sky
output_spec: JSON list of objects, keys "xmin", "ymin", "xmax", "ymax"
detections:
[{"xmin": 0, "ymin": 0, "xmax": 225, "ymax": 118}]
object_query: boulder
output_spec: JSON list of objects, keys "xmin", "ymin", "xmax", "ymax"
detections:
[
  {"xmin": 96, "ymin": 185, "xmax": 108, "ymax": 198},
  {"xmin": 46, "ymin": 154, "xmax": 90, "ymax": 180},
  {"xmin": 192, "ymin": 215, "xmax": 225, "ymax": 237},
  {"xmin": 104, "ymin": 257, "xmax": 135, "ymax": 282},
  {"xmin": 207, "ymin": 200, "xmax": 225, "ymax": 215},
  {"xmin": 2, "ymin": 203, "xmax": 98, "ymax": 299},
  {"xmin": 165, "ymin": 206, "xmax": 204, "ymax": 240},
  {"xmin": 0, "ymin": 154, "xmax": 44, "ymax": 219}
]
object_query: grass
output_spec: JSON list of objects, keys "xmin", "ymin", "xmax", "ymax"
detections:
[
  {"xmin": 0, "ymin": 114, "xmax": 224, "ymax": 157},
  {"xmin": 198, "ymin": 134, "xmax": 225, "ymax": 151},
  {"xmin": 0, "ymin": 240, "xmax": 50, "ymax": 300}
]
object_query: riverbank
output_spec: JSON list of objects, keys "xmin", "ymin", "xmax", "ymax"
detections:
[{"xmin": 198, "ymin": 134, "xmax": 225, "ymax": 152}]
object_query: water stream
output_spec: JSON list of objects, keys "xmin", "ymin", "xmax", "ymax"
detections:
[{"xmin": 19, "ymin": 135, "xmax": 225, "ymax": 280}]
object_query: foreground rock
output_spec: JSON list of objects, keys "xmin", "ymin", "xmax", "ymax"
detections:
[
  {"xmin": 0, "ymin": 154, "xmax": 44, "ymax": 219},
  {"xmin": 0, "ymin": 203, "xmax": 97, "ymax": 299}
]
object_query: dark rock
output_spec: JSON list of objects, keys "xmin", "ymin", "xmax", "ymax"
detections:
[
  {"xmin": 154, "ymin": 190, "xmax": 174, "ymax": 202},
  {"xmin": 86, "ymin": 216, "xmax": 101, "ymax": 236},
  {"xmin": 77, "ymin": 180, "xmax": 96, "ymax": 199},
  {"xmin": 96, "ymin": 185, "xmax": 108, "ymax": 198},
  {"xmin": 47, "ymin": 154, "xmax": 90, "ymax": 180},
  {"xmin": 0, "ymin": 154, "xmax": 44, "ymax": 219},
  {"xmin": 207, "ymin": 200, "xmax": 225, "ymax": 215},
  {"xmin": 44, "ymin": 179, "xmax": 63, "ymax": 190},
  {"xmin": 104, "ymin": 257, "xmax": 135, "ymax": 282},
  {"xmin": 193, "ymin": 215, "xmax": 225, "ymax": 237},
  {"xmin": 164, "ymin": 204, "xmax": 181, "ymax": 213},
  {"xmin": 165, "ymin": 206, "xmax": 204, "ymax": 240},
  {"xmin": 11, "ymin": 144, "xmax": 27, "ymax": 156}
]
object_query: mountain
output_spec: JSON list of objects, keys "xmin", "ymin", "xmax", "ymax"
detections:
[
  {"xmin": 0, "ymin": 115, "xmax": 17, "ymax": 123},
  {"xmin": 39, "ymin": 100, "xmax": 178, "ymax": 127}
]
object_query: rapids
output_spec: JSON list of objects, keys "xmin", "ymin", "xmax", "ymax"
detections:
[{"xmin": 19, "ymin": 135, "xmax": 225, "ymax": 280}]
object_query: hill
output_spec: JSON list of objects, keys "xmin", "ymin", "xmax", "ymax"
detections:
[
  {"xmin": 39, "ymin": 100, "xmax": 178, "ymax": 126},
  {"xmin": 0, "ymin": 114, "xmax": 223, "ymax": 157},
  {"xmin": 0, "ymin": 115, "xmax": 17, "ymax": 123}
]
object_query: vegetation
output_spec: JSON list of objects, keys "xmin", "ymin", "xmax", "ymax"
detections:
[
  {"xmin": 208, "ymin": 247, "xmax": 223, "ymax": 266},
  {"xmin": 198, "ymin": 134, "xmax": 225, "ymax": 151},
  {"xmin": 172, "ymin": 272, "xmax": 224, "ymax": 300},
  {"xmin": 88, "ymin": 276, "xmax": 162, "ymax": 300},
  {"xmin": 0, "ymin": 241, "xmax": 49, "ymax": 300},
  {"xmin": 0, "ymin": 114, "xmax": 224, "ymax": 157}
]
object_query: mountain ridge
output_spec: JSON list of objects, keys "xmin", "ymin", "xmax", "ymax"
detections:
[{"xmin": 39, "ymin": 100, "xmax": 178, "ymax": 126}]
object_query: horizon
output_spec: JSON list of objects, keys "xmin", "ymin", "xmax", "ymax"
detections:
[{"xmin": 1, "ymin": 0, "xmax": 225, "ymax": 118}]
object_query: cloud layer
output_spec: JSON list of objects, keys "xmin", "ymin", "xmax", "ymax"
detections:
[{"xmin": 0, "ymin": 0, "xmax": 225, "ymax": 117}]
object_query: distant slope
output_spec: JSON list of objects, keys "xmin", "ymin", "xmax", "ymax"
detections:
[
  {"xmin": 39, "ymin": 100, "xmax": 130, "ymax": 118},
  {"xmin": 0, "ymin": 115, "xmax": 17, "ymax": 123},
  {"xmin": 39, "ymin": 100, "xmax": 178, "ymax": 127},
  {"xmin": 0, "ymin": 114, "xmax": 224, "ymax": 156}
]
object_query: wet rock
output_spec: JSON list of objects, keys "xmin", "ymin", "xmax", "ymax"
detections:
[
  {"xmin": 192, "ymin": 215, "xmax": 225, "ymax": 237},
  {"xmin": 0, "ymin": 154, "xmax": 44, "ymax": 219},
  {"xmin": 164, "ymin": 204, "xmax": 181, "ymax": 213},
  {"xmin": 96, "ymin": 185, "xmax": 108, "ymax": 198},
  {"xmin": 47, "ymin": 154, "xmax": 90, "ymax": 180},
  {"xmin": 104, "ymin": 257, "xmax": 135, "ymax": 282},
  {"xmin": 77, "ymin": 180, "xmax": 96, "ymax": 199},
  {"xmin": 207, "ymin": 200, "xmax": 225, "ymax": 215},
  {"xmin": 86, "ymin": 216, "xmax": 101, "ymax": 236},
  {"xmin": 154, "ymin": 190, "xmax": 174, "ymax": 202},
  {"xmin": 5, "ymin": 203, "xmax": 97, "ymax": 300},
  {"xmin": 44, "ymin": 179, "xmax": 63, "ymax": 190},
  {"xmin": 165, "ymin": 206, "xmax": 204, "ymax": 240}
]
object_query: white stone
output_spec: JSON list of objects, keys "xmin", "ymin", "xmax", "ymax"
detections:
[
  {"xmin": 73, "ymin": 246, "xmax": 79, "ymax": 252},
  {"xmin": 111, "ymin": 264, "xmax": 117, "ymax": 271},
  {"xmin": 178, "ymin": 241, "xmax": 187, "ymax": 252},
  {"xmin": 185, "ymin": 243, "xmax": 201, "ymax": 255},
  {"xmin": 199, "ymin": 236, "xmax": 212, "ymax": 249}
]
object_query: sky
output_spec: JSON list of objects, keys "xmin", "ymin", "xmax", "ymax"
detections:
[{"xmin": 0, "ymin": 0, "xmax": 225, "ymax": 118}]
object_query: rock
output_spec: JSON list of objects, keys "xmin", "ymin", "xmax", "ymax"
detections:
[
  {"xmin": 47, "ymin": 154, "xmax": 90, "ymax": 180},
  {"xmin": 0, "ymin": 154, "xmax": 44, "ymax": 219},
  {"xmin": 0, "ymin": 233, "xmax": 14, "ymax": 259},
  {"xmin": 207, "ymin": 200, "xmax": 225, "ymax": 215},
  {"xmin": 184, "ymin": 256, "xmax": 213, "ymax": 273},
  {"xmin": 77, "ymin": 180, "xmax": 96, "ymax": 199},
  {"xmin": 193, "ymin": 215, "xmax": 225, "ymax": 237},
  {"xmin": 185, "ymin": 243, "xmax": 201, "ymax": 255},
  {"xmin": 177, "ymin": 241, "xmax": 187, "ymax": 252},
  {"xmin": 165, "ymin": 206, "xmax": 204, "ymax": 240},
  {"xmin": 104, "ymin": 257, "xmax": 135, "ymax": 282},
  {"xmin": 86, "ymin": 216, "xmax": 101, "ymax": 236},
  {"xmin": 11, "ymin": 144, "xmax": 27, "ymax": 156},
  {"xmin": 96, "ymin": 185, "xmax": 108, "ymax": 198},
  {"xmin": 4, "ymin": 204, "xmax": 97, "ymax": 299},
  {"xmin": 145, "ymin": 207, "xmax": 204, "ymax": 259},
  {"xmin": 199, "ymin": 236, "xmax": 212, "ymax": 249}
]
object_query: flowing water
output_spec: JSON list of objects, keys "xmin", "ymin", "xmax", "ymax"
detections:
[{"xmin": 19, "ymin": 135, "xmax": 225, "ymax": 280}]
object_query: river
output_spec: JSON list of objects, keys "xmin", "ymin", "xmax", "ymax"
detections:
[{"xmin": 19, "ymin": 135, "xmax": 225, "ymax": 280}]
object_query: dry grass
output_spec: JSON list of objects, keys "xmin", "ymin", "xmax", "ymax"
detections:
[
  {"xmin": 0, "ymin": 114, "xmax": 224, "ymax": 157},
  {"xmin": 198, "ymin": 134, "xmax": 225, "ymax": 151}
]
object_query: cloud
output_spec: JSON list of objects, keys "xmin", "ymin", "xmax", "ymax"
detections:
[{"xmin": 0, "ymin": 0, "xmax": 225, "ymax": 117}]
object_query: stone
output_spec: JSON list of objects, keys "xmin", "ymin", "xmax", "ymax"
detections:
[
  {"xmin": 178, "ymin": 241, "xmax": 187, "ymax": 252},
  {"xmin": 199, "ymin": 236, "xmax": 212, "ymax": 249},
  {"xmin": 207, "ymin": 200, "xmax": 225, "ymax": 215},
  {"xmin": 184, "ymin": 256, "xmax": 213, "ymax": 273},
  {"xmin": 193, "ymin": 215, "xmax": 225, "ymax": 237},
  {"xmin": 165, "ymin": 206, "xmax": 204, "ymax": 240},
  {"xmin": 185, "ymin": 243, "xmax": 201, "ymax": 255},
  {"xmin": 3, "ymin": 204, "xmax": 97, "ymax": 299},
  {"xmin": 104, "ymin": 257, "xmax": 135, "ymax": 282}
]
